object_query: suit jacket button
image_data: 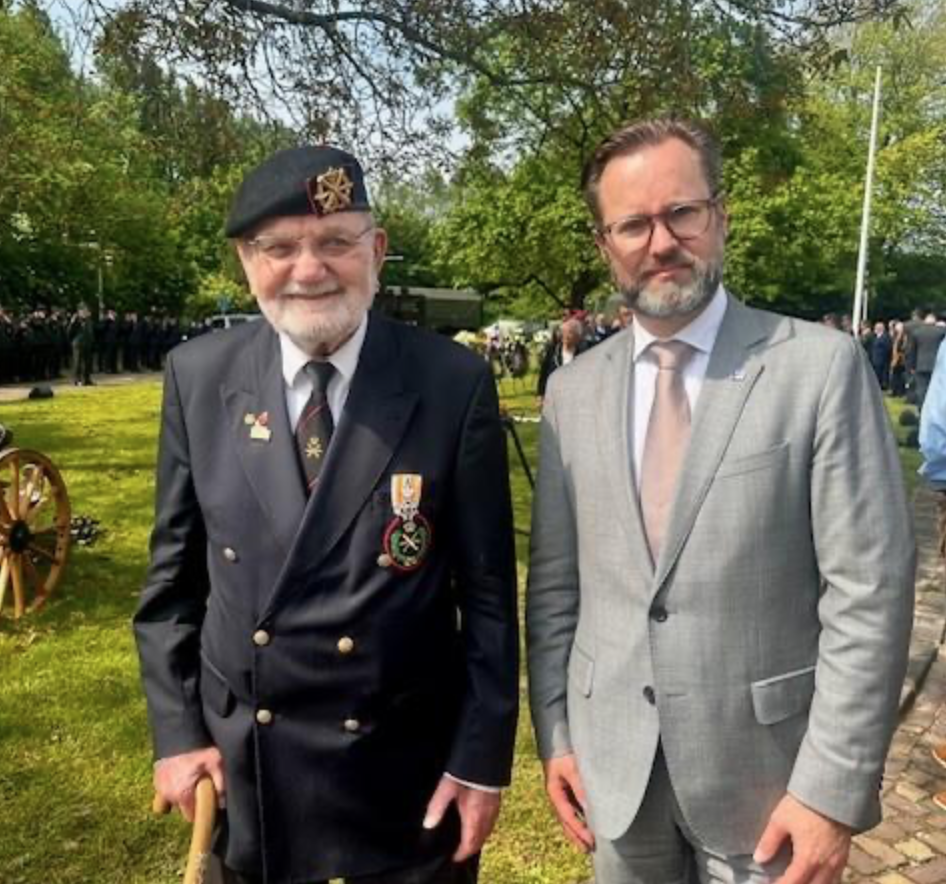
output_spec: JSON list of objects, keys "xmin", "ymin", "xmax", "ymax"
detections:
[
  {"xmin": 223, "ymin": 547, "xmax": 238, "ymax": 562},
  {"xmin": 643, "ymin": 686, "xmax": 656, "ymax": 705},
  {"xmin": 337, "ymin": 636, "xmax": 355, "ymax": 655},
  {"xmin": 256, "ymin": 708, "xmax": 273, "ymax": 725},
  {"xmin": 343, "ymin": 718, "xmax": 361, "ymax": 733},
  {"xmin": 253, "ymin": 629, "xmax": 271, "ymax": 647},
  {"xmin": 651, "ymin": 607, "xmax": 668, "ymax": 623}
]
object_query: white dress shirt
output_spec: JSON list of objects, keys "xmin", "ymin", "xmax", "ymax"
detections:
[
  {"xmin": 631, "ymin": 286, "xmax": 728, "ymax": 489},
  {"xmin": 279, "ymin": 314, "xmax": 369, "ymax": 430}
]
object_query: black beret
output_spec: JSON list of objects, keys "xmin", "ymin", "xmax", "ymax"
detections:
[{"xmin": 225, "ymin": 145, "xmax": 371, "ymax": 238}]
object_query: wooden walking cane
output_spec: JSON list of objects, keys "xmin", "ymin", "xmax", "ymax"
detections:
[{"xmin": 153, "ymin": 778, "xmax": 218, "ymax": 884}]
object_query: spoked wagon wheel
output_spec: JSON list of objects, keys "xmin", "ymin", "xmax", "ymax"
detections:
[{"xmin": 0, "ymin": 448, "xmax": 71, "ymax": 618}]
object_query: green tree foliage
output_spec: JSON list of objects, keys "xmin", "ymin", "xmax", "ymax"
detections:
[
  {"xmin": 431, "ymin": 155, "xmax": 599, "ymax": 314},
  {"xmin": 432, "ymin": 6, "xmax": 803, "ymax": 316},
  {"xmin": 8, "ymin": 0, "xmax": 941, "ymax": 322},
  {"xmin": 435, "ymin": 1, "xmax": 945, "ymax": 319},
  {"xmin": 373, "ymin": 174, "xmax": 451, "ymax": 289},
  {"xmin": 0, "ymin": 3, "xmax": 296, "ymax": 316},
  {"xmin": 726, "ymin": 1, "xmax": 946, "ymax": 317},
  {"xmin": 67, "ymin": 0, "xmax": 906, "ymax": 164},
  {"xmin": 91, "ymin": 29, "xmax": 297, "ymax": 312},
  {"xmin": 187, "ymin": 269, "xmax": 255, "ymax": 320},
  {"xmin": 0, "ymin": 3, "xmax": 194, "ymax": 312}
]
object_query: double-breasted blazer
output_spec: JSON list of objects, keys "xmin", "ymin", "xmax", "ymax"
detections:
[
  {"xmin": 135, "ymin": 314, "xmax": 519, "ymax": 883},
  {"xmin": 527, "ymin": 295, "xmax": 915, "ymax": 854}
]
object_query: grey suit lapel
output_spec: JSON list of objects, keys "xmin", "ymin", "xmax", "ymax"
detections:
[
  {"xmin": 221, "ymin": 323, "xmax": 306, "ymax": 554},
  {"xmin": 654, "ymin": 297, "xmax": 770, "ymax": 590},
  {"xmin": 596, "ymin": 330, "xmax": 653, "ymax": 573}
]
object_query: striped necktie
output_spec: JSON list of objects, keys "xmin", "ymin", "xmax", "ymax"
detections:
[{"xmin": 295, "ymin": 361, "xmax": 335, "ymax": 496}]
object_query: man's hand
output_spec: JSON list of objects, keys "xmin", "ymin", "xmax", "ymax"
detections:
[
  {"xmin": 543, "ymin": 753, "xmax": 594, "ymax": 853},
  {"xmin": 754, "ymin": 793, "xmax": 851, "ymax": 884},
  {"xmin": 423, "ymin": 776, "xmax": 502, "ymax": 861},
  {"xmin": 153, "ymin": 746, "xmax": 226, "ymax": 823}
]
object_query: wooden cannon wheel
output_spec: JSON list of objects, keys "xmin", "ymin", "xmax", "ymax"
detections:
[{"xmin": 0, "ymin": 448, "xmax": 72, "ymax": 618}]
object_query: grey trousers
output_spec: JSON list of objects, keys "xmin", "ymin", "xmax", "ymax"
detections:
[{"xmin": 592, "ymin": 749, "xmax": 791, "ymax": 884}]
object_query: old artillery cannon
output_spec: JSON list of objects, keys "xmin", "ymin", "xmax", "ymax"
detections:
[{"xmin": 0, "ymin": 423, "xmax": 71, "ymax": 618}]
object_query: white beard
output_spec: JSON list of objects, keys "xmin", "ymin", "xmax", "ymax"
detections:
[{"xmin": 259, "ymin": 283, "xmax": 374, "ymax": 355}]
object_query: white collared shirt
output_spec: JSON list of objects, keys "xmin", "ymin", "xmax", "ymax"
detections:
[
  {"xmin": 631, "ymin": 285, "xmax": 728, "ymax": 489},
  {"xmin": 280, "ymin": 314, "xmax": 369, "ymax": 430}
]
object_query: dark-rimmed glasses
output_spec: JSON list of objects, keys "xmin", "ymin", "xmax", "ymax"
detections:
[{"xmin": 598, "ymin": 198, "xmax": 719, "ymax": 254}]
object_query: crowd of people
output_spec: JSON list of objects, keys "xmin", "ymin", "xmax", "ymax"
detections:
[
  {"xmin": 821, "ymin": 308, "xmax": 946, "ymax": 406},
  {"xmin": 0, "ymin": 307, "xmax": 217, "ymax": 386},
  {"xmin": 534, "ymin": 305, "xmax": 946, "ymax": 409}
]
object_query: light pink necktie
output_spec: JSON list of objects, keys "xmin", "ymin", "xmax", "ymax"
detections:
[{"xmin": 641, "ymin": 340, "xmax": 695, "ymax": 560}]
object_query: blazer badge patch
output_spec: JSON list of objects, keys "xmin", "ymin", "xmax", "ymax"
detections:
[{"xmin": 382, "ymin": 473, "xmax": 432, "ymax": 572}]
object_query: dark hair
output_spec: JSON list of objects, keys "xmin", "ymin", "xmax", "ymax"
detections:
[{"xmin": 581, "ymin": 118, "xmax": 722, "ymax": 227}]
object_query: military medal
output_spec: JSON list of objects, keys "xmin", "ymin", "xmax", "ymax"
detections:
[
  {"xmin": 249, "ymin": 411, "xmax": 272, "ymax": 442},
  {"xmin": 382, "ymin": 473, "xmax": 432, "ymax": 572}
]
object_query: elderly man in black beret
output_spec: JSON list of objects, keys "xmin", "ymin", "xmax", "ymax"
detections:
[{"xmin": 134, "ymin": 146, "xmax": 519, "ymax": 884}]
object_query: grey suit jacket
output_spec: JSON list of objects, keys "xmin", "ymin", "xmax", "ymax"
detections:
[{"xmin": 527, "ymin": 295, "xmax": 915, "ymax": 854}]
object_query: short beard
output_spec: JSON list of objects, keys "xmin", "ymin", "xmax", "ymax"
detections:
[
  {"xmin": 260, "ymin": 284, "xmax": 374, "ymax": 356},
  {"xmin": 619, "ymin": 256, "xmax": 722, "ymax": 321}
]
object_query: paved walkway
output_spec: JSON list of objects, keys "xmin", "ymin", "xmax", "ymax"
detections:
[
  {"xmin": 844, "ymin": 485, "xmax": 946, "ymax": 884},
  {"xmin": 0, "ymin": 370, "xmax": 162, "ymax": 403}
]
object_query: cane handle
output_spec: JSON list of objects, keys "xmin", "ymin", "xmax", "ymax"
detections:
[
  {"xmin": 151, "ymin": 778, "xmax": 218, "ymax": 884},
  {"xmin": 186, "ymin": 778, "xmax": 218, "ymax": 884}
]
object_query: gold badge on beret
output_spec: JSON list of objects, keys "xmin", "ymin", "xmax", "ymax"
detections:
[
  {"xmin": 382, "ymin": 473, "xmax": 432, "ymax": 573},
  {"xmin": 307, "ymin": 166, "xmax": 354, "ymax": 215}
]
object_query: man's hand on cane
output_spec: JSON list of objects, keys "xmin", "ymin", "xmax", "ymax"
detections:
[{"xmin": 154, "ymin": 746, "xmax": 227, "ymax": 822}]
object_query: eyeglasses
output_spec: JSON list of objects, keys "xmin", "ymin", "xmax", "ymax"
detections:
[
  {"xmin": 599, "ymin": 198, "xmax": 719, "ymax": 253},
  {"xmin": 246, "ymin": 225, "xmax": 375, "ymax": 265}
]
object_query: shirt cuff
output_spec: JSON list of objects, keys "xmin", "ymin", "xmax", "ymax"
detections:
[{"xmin": 444, "ymin": 772, "xmax": 502, "ymax": 794}]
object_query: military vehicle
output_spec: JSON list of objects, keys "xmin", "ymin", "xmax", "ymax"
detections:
[{"xmin": 374, "ymin": 286, "xmax": 483, "ymax": 334}]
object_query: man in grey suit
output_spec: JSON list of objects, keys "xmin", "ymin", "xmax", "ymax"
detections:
[{"xmin": 526, "ymin": 118, "xmax": 915, "ymax": 884}]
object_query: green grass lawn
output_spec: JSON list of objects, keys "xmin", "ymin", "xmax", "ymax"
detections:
[
  {"xmin": 885, "ymin": 394, "xmax": 923, "ymax": 499},
  {"xmin": 0, "ymin": 372, "xmax": 918, "ymax": 883},
  {"xmin": 0, "ymin": 374, "xmax": 588, "ymax": 884}
]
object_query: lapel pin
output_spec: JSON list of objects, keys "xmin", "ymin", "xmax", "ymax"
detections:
[{"xmin": 249, "ymin": 411, "xmax": 272, "ymax": 442}]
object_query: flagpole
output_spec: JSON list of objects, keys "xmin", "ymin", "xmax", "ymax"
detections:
[{"xmin": 852, "ymin": 65, "xmax": 882, "ymax": 336}]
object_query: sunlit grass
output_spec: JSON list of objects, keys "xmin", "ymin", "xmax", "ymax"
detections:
[{"xmin": 0, "ymin": 376, "xmax": 589, "ymax": 884}]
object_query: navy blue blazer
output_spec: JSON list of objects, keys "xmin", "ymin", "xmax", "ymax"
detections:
[{"xmin": 134, "ymin": 313, "xmax": 519, "ymax": 882}]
